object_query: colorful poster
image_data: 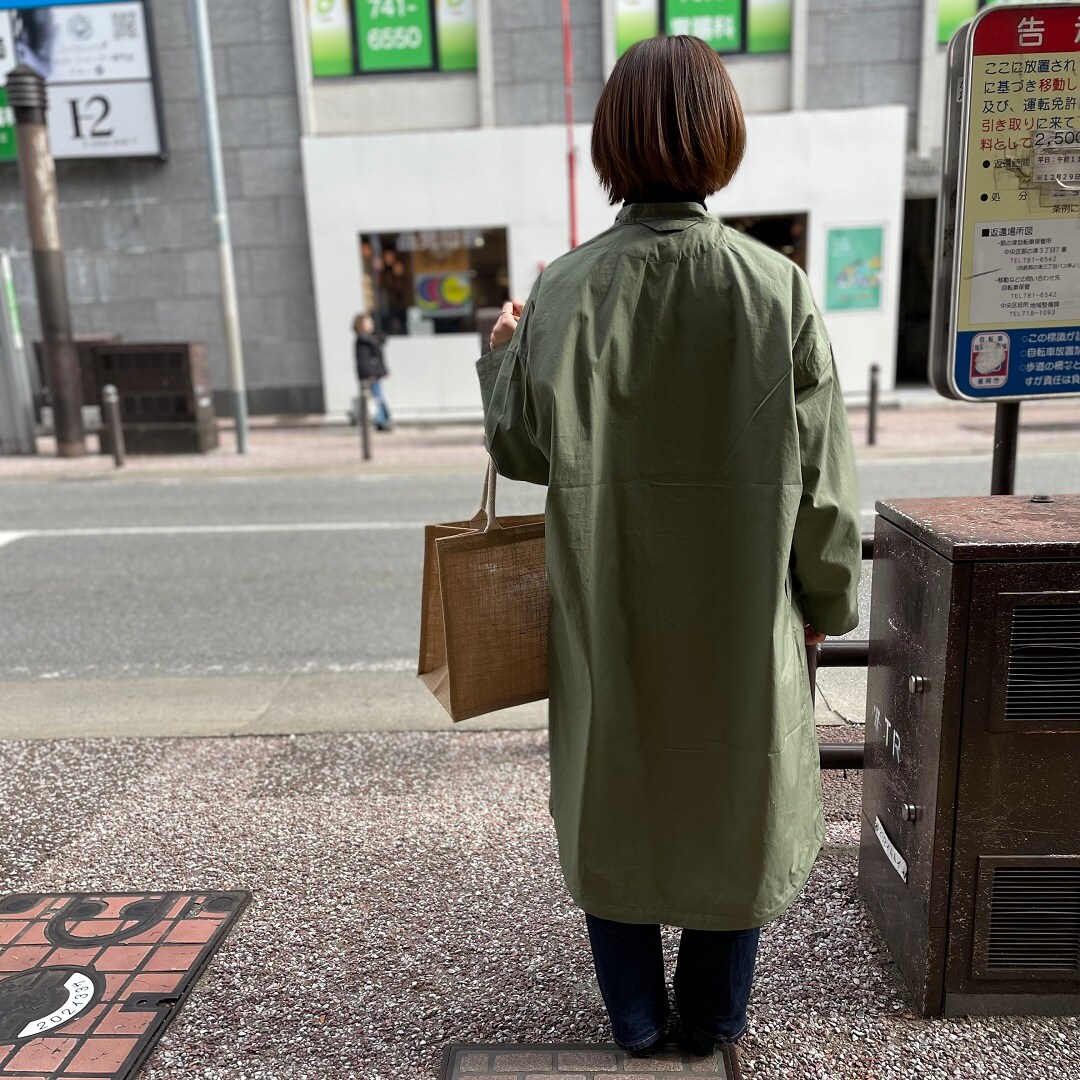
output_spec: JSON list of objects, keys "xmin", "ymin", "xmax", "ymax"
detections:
[
  {"xmin": 414, "ymin": 271, "xmax": 472, "ymax": 315},
  {"xmin": 748, "ymin": 0, "xmax": 791, "ymax": 53},
  {"xmin": 947, "ymin": 5, "xmax": 1080, "ymax": 399},
  {"xmin": 436, "ymin": 0, "xmax": 476, "ymax": 71},
  {"xmin": 826, "ymin": 226, "xmax": 883, "ymax": 312},
  {"xmin": 665, "ymin": 0, "xmax": 741, "ymax": 52},
  {"xmin": 309, "ymin": 0, "xmax": 353, "ymax": 76},
  {"xmin": 355, "ymin": 0, "xmax": 434, "ymax": 72},
  {"xmin": 616, "ymin": 0, "xmax": 659, "ymax": 57}
]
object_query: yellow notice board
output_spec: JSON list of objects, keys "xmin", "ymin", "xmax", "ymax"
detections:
[{"xmin": 948, "ymin": 4, "xmax": 1080, "ymax": 400}]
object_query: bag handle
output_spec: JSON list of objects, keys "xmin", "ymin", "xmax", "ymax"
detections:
[{"xmin": 467, "ymin": 458, "xmax": 503, "ymax": 533}]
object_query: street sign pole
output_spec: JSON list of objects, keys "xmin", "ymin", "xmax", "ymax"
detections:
[
  {"xmin": 929, "ymin": 3, "xmax": 1080, "ymax": 493},
  {"xmin": 189, "ymin": 0, "xmax": 249, "ymax": 455}
]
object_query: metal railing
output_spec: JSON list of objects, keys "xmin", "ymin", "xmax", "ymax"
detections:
[{"xmin": 815, "ymin": 533, "xmax": 873, "ymax": 770}]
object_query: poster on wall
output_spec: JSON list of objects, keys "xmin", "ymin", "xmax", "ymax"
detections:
[
  {"xmin": 616, "ymin": 0, "xmax": 791, "ymax": 57},
  {"xmin": 0, "ymin": 0, "xmax": 163, "ymax": 160},
  {"xmin": 310, "ymin": 0, "xmax": 477, "ymax": 77},
  {"xmin": 825, "ymin": 226, "xmax": 883, "ymax": 312}
]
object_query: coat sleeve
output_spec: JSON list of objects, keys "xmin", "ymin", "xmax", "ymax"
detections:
[
  {"xmin": 476, "ymin": 294, "xmax": 549, "ymax": 487},
  {"xmin": 790, "ymin": 312, "xmax": 862, "ymax": 636}
]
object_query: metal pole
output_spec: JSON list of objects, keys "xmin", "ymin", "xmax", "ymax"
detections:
[
  {"xmin": 7, "ymin": 66, "xmax": 84, "ymax": 458},
  {"xmin": 560, "ymin": 0, "xmax": 579, "ymax": 250},
  {"xmin": 189, "ymin": 0, "xmax": 249, "ymax": 455},
  {"xmin": 358, "ymin": 379, "xmax": 372, "ymax": 462},
  {"xmin": 868, "ymin": 363, "xmax": 880, "ymax": 446},
  {"xmin": 991, "ymin": 401, "xmax": 1020, "ymax": 495},
  {"xmin": 101, "ymin": 384, "xmax": 125, "ymax": 468},
  {"xmin": 0, "ymin": 250, "xmax": 37, "ymax": 455}
]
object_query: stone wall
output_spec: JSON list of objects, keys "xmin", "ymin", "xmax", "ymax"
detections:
[{"xmin": 0, "ymin": 0, "xmax": 322, "ymax": 415}]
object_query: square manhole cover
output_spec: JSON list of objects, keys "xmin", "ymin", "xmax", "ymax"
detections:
[
  {"xmin": 0, "ymin": 891, "xmax": 248, "ymax": 1079},
  {"xmin": 441, "ymin": 1042, "xmax": 731, "ymax": 1078}
]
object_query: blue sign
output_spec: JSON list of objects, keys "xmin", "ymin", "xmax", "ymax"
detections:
[{"xmin": 955, "ymin": 327, "xmax": 1080, "ymax": 398}]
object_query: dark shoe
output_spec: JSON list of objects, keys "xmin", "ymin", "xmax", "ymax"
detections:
[{"xmin": 678, "ymin": 1027, "xmax": 715, "ymax": 1057}]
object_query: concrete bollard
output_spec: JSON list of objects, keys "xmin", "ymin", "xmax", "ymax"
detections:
[{"xmin": 101, "ymin": 384, "xmax": 125, "ymax": 468}]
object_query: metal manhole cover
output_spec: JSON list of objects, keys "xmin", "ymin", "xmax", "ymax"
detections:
[
  {"xmin": 441, "ymin": 1042, "xmax": 731, "ymax": 1078},
  {"xmin": 0, "ymin": 891, "xmax": 249, "ymax": 1078}
]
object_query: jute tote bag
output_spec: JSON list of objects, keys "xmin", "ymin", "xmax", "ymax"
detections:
[{"xmin": 418, "ymin": 460, "xmax": 548, "ymax": 721}]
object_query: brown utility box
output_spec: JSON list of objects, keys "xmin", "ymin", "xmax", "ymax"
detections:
[
  {"xmin": 91, "ymin": 342, "xmax": 219, "ymax": 455},
  {"xmin": 34, "ymin": 335, "xmax": 122, "ymax": 411},
  {"xmin": 860, "ymin": 496, "xmax": 1080, "ymax": 1018}
]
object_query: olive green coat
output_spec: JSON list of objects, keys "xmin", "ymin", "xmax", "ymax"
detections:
[{"xmin": 477, "ymin": 202, "xmax": 861, "ymax": 930}]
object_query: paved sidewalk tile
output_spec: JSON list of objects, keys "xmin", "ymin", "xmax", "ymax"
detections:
[{"xmin": 443, "ymin": 1044, "xmax": 729, "ymax": 1079}]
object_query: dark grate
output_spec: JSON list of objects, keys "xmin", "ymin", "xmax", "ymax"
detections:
[
  {"xmin": 1004, "ymin": 604, "xmax": 1080, "ymax": 722},
  {"xmin": 987, "ymin": 865, "xmax": 1080, "ymax": 971}
]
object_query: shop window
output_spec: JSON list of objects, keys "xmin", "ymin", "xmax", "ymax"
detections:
[
  {"xmin": 615, "ymin": 0, "xmax": 793, "ymax": 59},
  {"xmin": 720, "ymin": 213, "xmax": 807, "ymax": 270},
  {"xmin": 309, "ymin": 0, "xmax": 478, "ymax": 78},
  {"xmin": 360, "ymin": 227, "xmax": 509, "ymax": 336}
]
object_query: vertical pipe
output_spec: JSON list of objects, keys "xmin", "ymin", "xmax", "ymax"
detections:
[
  {"xmin": 358, "ymin": 379, "xmax": 372, "ymax": 462},
  {"xmin": 789, "ymin": 0, "xmax": 809, "ymax": 111},
  {"xmin": 0, "ymin": 250, "xmax": 37, "ymax": 455},
  {"xmin": 7, "ymin": 66, "xmax": 84, "ymax": 458},
  {"xmin": 868, "ymin": 363, "xmax": 880, "ymax": 446},
  {"xmin": 101, "ymin": 384, "xmax": 125, "ymax": 468},
  {"xmin": 991, "ymin": 401, "xmax": 1020, "ymax": 495},
  {"xmin": 476, "ymin": 0, "xmax": 497, "ymax": 128},
  {"xmin": 190, "ymin": 0, "xmax": 249, "ymax": 455},
  {"xmin": 561, "ymin": 0, "xmax": 578, "ymax": 250}
]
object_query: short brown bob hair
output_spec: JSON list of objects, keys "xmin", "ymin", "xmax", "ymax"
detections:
[{"xmin": 591, "ymin": 35, "xmax": 746, "ymax": 206}]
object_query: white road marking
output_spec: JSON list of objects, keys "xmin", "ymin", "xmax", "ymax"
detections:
[{"xmin": 4, "ymin": 522, "xmax": 429, "ymax": 540}]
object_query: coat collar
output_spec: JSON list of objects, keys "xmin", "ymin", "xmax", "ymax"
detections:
[{"xmin": 616, "ymin": 201, "xmax": 714, "ymax": 233}]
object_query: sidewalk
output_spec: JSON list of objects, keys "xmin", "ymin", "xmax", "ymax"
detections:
[
  {"xmin": 2, "ymin": 397, "xmax": 1080, "ymax": 480},
  {"xmin": 4, "ymin": 727, "xmax": 1077, "ymax": 1080}
]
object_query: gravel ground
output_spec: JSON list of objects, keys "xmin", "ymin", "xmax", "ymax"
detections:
[{"xmin": 1, "ymin": 729, "xmax": 1077, "ymax": 1080}]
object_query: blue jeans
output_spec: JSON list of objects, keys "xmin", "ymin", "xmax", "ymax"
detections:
[
  {"xmin": 585, "ymin": 914, "xmax": 760, "ymax": 1052},
  {"xmin": 368, "ymin": 380, "xmax": 391, "ymax": 427}
]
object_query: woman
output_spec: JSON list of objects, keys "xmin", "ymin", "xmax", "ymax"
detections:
[
  {"xmin": 478, "ymin": 35, "xmax": 861, "ymax": 1074},
  {"xmin": 353, "ymin": 313, "xmax": 392, "ymax": 432}
]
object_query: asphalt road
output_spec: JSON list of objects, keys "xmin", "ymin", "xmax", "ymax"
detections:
[{"xmin": 0, "ymin": 449, "xmax": 1075, "ymax": 743}]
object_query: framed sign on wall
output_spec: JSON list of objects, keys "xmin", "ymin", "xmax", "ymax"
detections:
[
  {"xmin": 615, "ymin": 0, "xmax": 792, "ymax": 58},
  {"xmin": 0, "ymin": 0, "xmax": 165, "ymax": 160},
  {"xmin": 308, "ymin": 0, "xmax": 478, "ymax": 78}
]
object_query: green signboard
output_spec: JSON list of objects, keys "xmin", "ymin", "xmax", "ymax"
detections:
[
  {"xmin": 309, "ymin": 0, "xmax": 354, "ymax": 77},
  {"xmin": 665, "ymin": 0, "xmax": 741, "ymax": 52},
  {"xmin": 825, "ymin": 226, "xmax": 883, "ymax": 313},
  {"xmin": 0, "ymin": 89, "xmax": 15, "ymax": 163},
  {"xmin": 356, "ymin": 0, "xmax": 434, "ymax": 72},
  {"xmin": 617, "ymin": 0, "xmax": 791, "ymax": 58},
  {"xmin": 437, "ymin": 0, "xmax": 477, "ymax": 72}
]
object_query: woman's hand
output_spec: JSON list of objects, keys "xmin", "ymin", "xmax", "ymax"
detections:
[
  {"xmin": 490, "ymin": 299, "xmax": 525, "ymax": 350},
  {"xmin": 804, "ymin": 624, "xmax": 826, "ymax": 646}
]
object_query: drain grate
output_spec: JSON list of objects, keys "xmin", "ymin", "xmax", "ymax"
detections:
[
  {"xmin": 441, "ymin": 1042, "xmax": 731, "ymax": 1078},
  {"xmin": 0, "ymin": 891, "xmax": 249, "ymax": 1079}
]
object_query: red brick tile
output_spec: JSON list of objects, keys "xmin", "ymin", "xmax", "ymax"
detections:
[
  {"xmin": 0, "ymin": 945, "xmax": 50, "ymax": 970},
  {"xmin": 94, "ymin": 1006, "xmax": 156, "ymax": 1036},
  {"xmin": 95, "ymin": 945, "xmax": 152, "ymax": 972},
  {"xmin": 0, "ymin": 919, "xmax": 29, "ymax": 944},
  {"xmin": 9, "ymin": 921, "xmax": 51, "ymax": 945},
  {"xmin": 167, "ymin": 896, "xmax": 194, "ymax": 918},
  {"xmin": 103, "ymin": 972, "xmax": 132, "ymax": 999},
  {"xmin": 124, "ymin": 924, "xmax": 170, "ymax": 945},
  {"xmin": 66, "ymin": 1036, "xmax": 141, "ymax": 1074},
  {"xmin": 141, "ymin": 945, "xmax": 203, "ymax": 971},
  {"xmin": 127, "ymin": 971, "xmax": 185, "ymax": 995},
  {"xmin": 45, "ymin": 947, "xmax": 103, "ymax": 967},
  {"xmin": 166, "ymin": 919, "xmax": 219, "ymax": 944},
  {"xmin": 4, "ymin": 1037, "xmax": 77, "ymax": 1071},
  {"xmin": 58, "ymin": 1003, "xmax": 107, "ymax": 1037},
  {"xmin": 63, "ymin": 920, "xmax": 123, "ymax": 941}
]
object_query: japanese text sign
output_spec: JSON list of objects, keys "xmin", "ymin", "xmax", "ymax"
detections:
[{"xmin": 936, "ymin": 4, "xmax": 1080, "ymax": 401}]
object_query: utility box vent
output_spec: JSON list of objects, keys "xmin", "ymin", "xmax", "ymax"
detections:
[
  {"xmin": 987, "ymin": 865, "xmax": 1080, "ymax": 972},
  {"xmin": 1005, "ymin": 604, "xmax": 1080, "ymax": 722}
]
